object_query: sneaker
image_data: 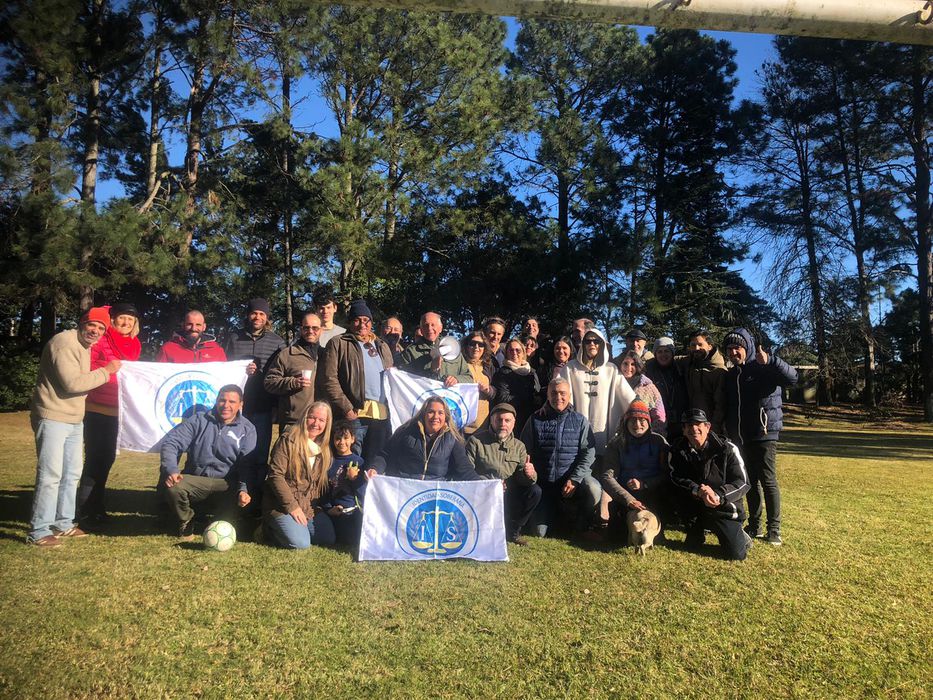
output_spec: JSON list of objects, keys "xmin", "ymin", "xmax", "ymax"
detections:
[
  {"xmin": 54, "ymin": 526, "xmax": 88, "ymax": 538},
  {"xmin": 508, "ymin": 535, "xmax": 529, "ymax": 547},
  {"xmin": 178, "ymin": 519, "xmax": 196, "ymax": 541},
  {"xmin": 744, "ymin": 524, "xmax": 761, "ymax": 539},
  {"xmin": 27, "ymin": 535, "xmax": 62, "ymax": 548},
  {"xmin": 766, "ymin": 530, "xmax": 783, "ymax": 546}
]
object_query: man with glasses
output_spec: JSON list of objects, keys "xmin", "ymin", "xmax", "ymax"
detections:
[
  {"xmin": 264, "ymin": 311, "xmax": 322, "ymax": 432},
  {"xmin": 319, "ymin": 299, "xmax": 394, "ymax": 460}
]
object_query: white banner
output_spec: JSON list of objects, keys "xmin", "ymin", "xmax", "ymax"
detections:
[
  {"xmin": 117, "ymin": 360, "xmax": 250, "ymax": 452},
  {"xmin": 382, "ymin": 367, "xmax": 479, "ymax": 433},
  {"xmin": 359, "ymin": 476, "xmax": 508, "ymax": 562}
]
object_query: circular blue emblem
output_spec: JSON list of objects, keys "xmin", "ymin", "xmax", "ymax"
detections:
[
  {"xmin": 395, "ymin": 489, "xmax": 479, "ymax": 558},
  {"xmin": 415, "ymin": 389, "xmax": 471, "ymax": 430},
  {"xmin": 405, "ymin": 499, "xmax": 469, "ymax": 556},
  {"xmin": 154, "ymin": 372, "xmax": 221, "ymax": 433}
]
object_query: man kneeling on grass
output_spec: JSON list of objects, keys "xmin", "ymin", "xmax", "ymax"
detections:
[
  {"xmin": 669, "ymin": 409, "xmax": 752, "ymax": 561},
  {"xmin": 159, "ymin": 385, "xmax": 256, "ymax": 539}
]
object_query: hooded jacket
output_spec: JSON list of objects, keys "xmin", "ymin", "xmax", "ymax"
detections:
[
  {"xmin": 724, "ymin": 328, "xmax": 798, "ymax": 444},
  {"xmin": 157, "ymin": 332, "xmax": 227, "ymax": 363},
  {"xmin": 86, "ymin": 326, "xmax": 142, "ymax": 414},
  {"xmin": 159, "ymin": 410, "xmax": 256, "ymax": 492},
  {"xmin": 557, "ymin": 328, "xmax": 635, "ymax": 455}
]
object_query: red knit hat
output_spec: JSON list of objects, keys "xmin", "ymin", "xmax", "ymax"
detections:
[
  {"xmin": 625, "ymin": 399, "xmax": 651, "ymax": 422},
  {"xmin": 80, "ymin": 306, "xmax": 111, "ymax": 329}
]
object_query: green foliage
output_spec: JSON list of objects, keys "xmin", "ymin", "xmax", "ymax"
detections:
[{"xmin": 0, "ymin": 345, "xmax": 39, "ymax": 410}]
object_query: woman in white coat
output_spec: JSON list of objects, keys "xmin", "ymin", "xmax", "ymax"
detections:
[{"xmin": 558, "ymin": 327, "xmax": 636, "ymax": 457}]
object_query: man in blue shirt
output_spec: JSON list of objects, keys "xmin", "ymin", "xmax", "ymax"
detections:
[{"xmin": 159, "ymin": 385, "xmax": 257, "ymax": 539}]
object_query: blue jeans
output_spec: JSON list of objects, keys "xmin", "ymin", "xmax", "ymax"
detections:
[
  {"xmin": 29, "ymin": 418, "xmax": 84, "ymax": 540},
  {"xmin": 265, "ymin": 511, "xmax": 336, "ymax": 549}
]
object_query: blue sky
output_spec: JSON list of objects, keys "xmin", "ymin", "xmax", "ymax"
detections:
[{"xmin": 100, "ymin": 18, "xmax": 781, "ymax": 305}]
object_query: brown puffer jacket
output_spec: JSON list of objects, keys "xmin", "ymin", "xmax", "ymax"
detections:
[{"xmin": 676, "ymin": 346, "xmax": 727, "ymax": 433}]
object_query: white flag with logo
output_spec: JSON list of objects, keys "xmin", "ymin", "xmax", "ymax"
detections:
[
  {"xmin": 359, "ymin": 476, "xmax": 508, "ymax": 562},
  {"xmin": 382, "ymin": 367, "xmax": 479, "ymax": 433},
  {"xmin": 117, "ymin": 360, "xmax": 250, "ymax": 452}
]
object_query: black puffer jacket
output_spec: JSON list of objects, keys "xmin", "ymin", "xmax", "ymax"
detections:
[
  {"xmin": 724, "ymin": 328, "xmax": 798, "ymax": 444},
  {"xmin": 224, "ymin": 328, "xmax": 286, "ymax": 411}
]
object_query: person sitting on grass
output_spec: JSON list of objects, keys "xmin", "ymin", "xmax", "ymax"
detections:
[
  {"xmin": 520, "ymin": 377, "xmax": 600, "ymax": 539},
  {"xmin": 324, "ymin": 419, "xmax": 375, "ymax": 546},
  {"xmin": 669, "ymin": 408, "xmax": 752, "ymax": 561},
  {"xmin": 262, "ymin": 401, "xmax": 338, "ymax": 549},
  {"xmin": 370, "ymin": 397, "xmax": 481, "ymax": 481},
  {"xmin": 159, "ymin": 385, "xmax": 256, "ymax": 540},
  {"xmin": 600, "ymin": 399, "xmax": 671, "ymax": 542},
  {"xmin": 466, "ymin": 403, "xmax": 541, "ymax": 546}
]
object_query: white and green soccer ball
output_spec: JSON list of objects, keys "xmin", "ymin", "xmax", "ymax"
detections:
[{"xmin": 203, "ymin": 520, "xmax": 236, "ymax": 552}]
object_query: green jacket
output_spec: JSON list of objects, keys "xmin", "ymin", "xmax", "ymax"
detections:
[
  {"xmin": 399, "ymin": 338, "xmax": 472, "ymax": 384},
  {"xmin": 466, "ymin": 428, "xmax": 536, "ymax": 485}
]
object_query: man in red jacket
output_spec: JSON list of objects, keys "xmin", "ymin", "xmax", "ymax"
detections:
[{"xmin": 157, "ymin": 310, "xmax": 227, "ymax": 363}]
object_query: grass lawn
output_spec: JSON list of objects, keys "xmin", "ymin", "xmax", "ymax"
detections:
[{"xmin": 1, "ymin": 407, "xmax": 931, "ymax": 698}]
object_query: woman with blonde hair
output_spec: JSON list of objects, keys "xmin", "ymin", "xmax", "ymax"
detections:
[
  {"xmin": 79, "ymin": 302, "xmax": 142, "ymax": 526},
  {"xmin": 370, "ymin": 397, "xmax": 480, "ymax": 481},
  {"xmin": 262, "ymin": 401, "xmax": 338, "ymax": 548}
]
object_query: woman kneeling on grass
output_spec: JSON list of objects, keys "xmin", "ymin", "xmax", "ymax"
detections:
[{"xmin": 262, "ymin": 401, "xmax": 340, "ymax": 549}]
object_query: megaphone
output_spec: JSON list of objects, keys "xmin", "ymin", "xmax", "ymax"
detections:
[{"xmin": 431, "ymin": 336, "xmax": 461, "ymax": 362}]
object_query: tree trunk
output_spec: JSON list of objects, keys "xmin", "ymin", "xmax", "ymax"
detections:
[
  {"xmin": 282, "ymin": 66, "xmax": 294, "ymax": 340},
  {"xmin": 40, "ymin": 298, "xmax": 56, "ymax": 345},
  {"xmin": 910, "ymin": 47, "xmax": 933, "ymax": 422},
  {"xmin": 799, "ymin": 161, "xmax": 833, "ymax": 405},
  {"xmin": 18, "ymin": 301, "xmax": 35, "ymax": 341},
  {"xmin": 831, "ymin": 69, "xmax": 876, "ymax": 406},
  {"xmin": 145, "ymin": 28, "xmax": 163, "ymax": 203},
  {"xmin": 557, "ymin": 172, "xmax": 573, "ymax": 294}
]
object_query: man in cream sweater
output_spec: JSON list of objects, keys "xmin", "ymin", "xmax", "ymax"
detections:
[{"xmin": 27, "ymin": 308, "xmax": 122, "ymax": 546}]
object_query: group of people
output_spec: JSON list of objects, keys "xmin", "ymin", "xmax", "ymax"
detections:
[{"xmin": 26, "ymin": 293, "xmax": 798, "ymax": 561}]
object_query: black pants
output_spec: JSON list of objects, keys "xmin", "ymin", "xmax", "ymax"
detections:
[
  {"xmin": 741, "ymin": 440, "xmax": 780, "ymax": 533},
  {"xmin": 78, "ymin": 411, "xmax": 119, "ymax": 518},
  {"xmin": 504, "ymin": 479, "xmax": 542, "ymax": 539},
  {"xmin": 678, "ymin": 496, "xmax": 750, "ymax": 561}
]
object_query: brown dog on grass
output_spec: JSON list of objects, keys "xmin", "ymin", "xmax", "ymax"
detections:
[{"xmin": 626, "ymin": 509, "xmax": 660, "ymax": 555}]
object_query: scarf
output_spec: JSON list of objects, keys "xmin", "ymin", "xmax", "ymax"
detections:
[{"xmin": 504, "ymin": 359, "xmax": 532, "ymax": 375}]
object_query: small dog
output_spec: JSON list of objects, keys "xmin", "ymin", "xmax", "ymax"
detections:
[{"xmin": 626, "ymin": 509, "xmax": 661, "ymax": 555}]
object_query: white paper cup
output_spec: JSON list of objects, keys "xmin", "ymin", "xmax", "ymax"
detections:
[{"xmin": 301, "ymin": 370, "xmax": 312, "ymax": 380}]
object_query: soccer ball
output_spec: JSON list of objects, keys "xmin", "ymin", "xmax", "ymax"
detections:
[{"xmin": 203, "ymin": 520, "xmax": 236, "ymax": 552}]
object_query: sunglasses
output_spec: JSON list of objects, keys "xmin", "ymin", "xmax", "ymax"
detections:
[
  {"xmin": 466, "ymin": 341, "xmax": 485, "ymax": 348},
  {"xmin": 301, "ymin": 325, "xmax": 321, "ymax": 331},
  {"xmin": 583, "ymin": 338, "xmax": 601, "ymax": 345}
]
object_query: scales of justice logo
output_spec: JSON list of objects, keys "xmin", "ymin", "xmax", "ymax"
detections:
[
  {"xmin": 396, "ymin": 489, "xmax": 480, "ymax": 558},
  {"xmin": 414, "ymin": 388, "xmax": 472, "ymax": 430},
  {"xmin": 154, "ymin": 371, "xmax": 221, "ymax": 434}
]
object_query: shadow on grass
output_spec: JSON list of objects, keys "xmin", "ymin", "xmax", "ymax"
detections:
[
  {"xmin": 780, "ymin": 427, "xmax": 933, "ymax": 461},
  {"xmin": 0, "ymin": 486, "xmax": 166, "ymax": 538}
]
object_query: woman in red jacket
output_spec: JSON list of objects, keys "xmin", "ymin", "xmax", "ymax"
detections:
[{"xmin": 78, "ymin": 303, "xmax": 142, "ymax": 525}]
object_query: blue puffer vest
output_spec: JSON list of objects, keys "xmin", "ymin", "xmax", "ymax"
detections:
[{"xmin": 529, "ymin": 406, "xmax": 587, "ymax": 484}]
